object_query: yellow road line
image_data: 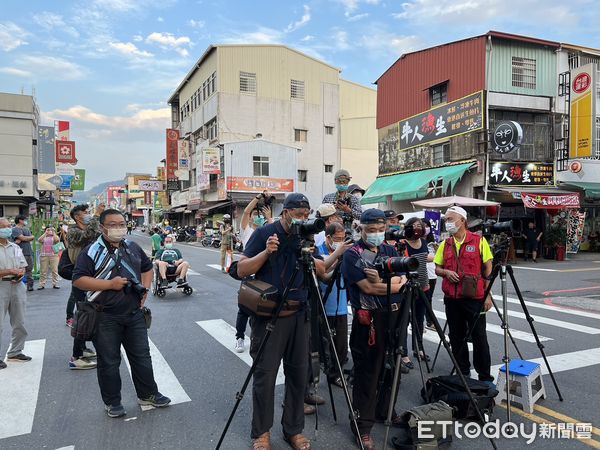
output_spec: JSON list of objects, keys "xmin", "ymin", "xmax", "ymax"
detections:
[
  {"xmin": 557, "ymin": 268, "xmax": 600, "ymax": 273},
  {"xmin": 533, "ymin": 405, "xmax": 600, "ymax": 436}
]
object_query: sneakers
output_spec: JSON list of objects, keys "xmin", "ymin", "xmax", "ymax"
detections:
[
  {"xmin": 83, "ymin": 348, "xmax": 97, "ymax": 359},
  {"xmin": 138, "ymin": 393, "xmax": 171, "ymax": 408},
  {"xmin": 69, "ymin": 357, "xmax": 97, "ymax": 370},
  {"xmin": 105, "ymin": 403, "xmax": 126, "ymax": 418},
  {"xmin": 7, "ymin": 353, "xmax": 32, "ymax": 362},
  {"xmin": 0, "ymin": 360, "xmax": 6, "ymax": 370},
  {"xmin": 234, "ymin": 338, "xmax": 245, "ymax": 353},
  {"xmin": 66, "ymin": 318, "xmax": 74, "ymax": 328}
]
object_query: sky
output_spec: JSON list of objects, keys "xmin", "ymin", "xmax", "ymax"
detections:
[{"xmin": 1, "ymin": 0, "xmax": 599, "ymax": 189}]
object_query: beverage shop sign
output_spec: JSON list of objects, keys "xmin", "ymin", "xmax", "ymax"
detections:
[
  {"xmin": 521, "ymin": 193, "xmax": 580, "ymax": 209},
  {"xmin": 489, "ymin": 162, "xmax": 554, "ymax": 186}
]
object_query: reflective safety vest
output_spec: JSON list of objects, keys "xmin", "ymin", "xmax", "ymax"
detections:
[{"xmin": 441, "ymin": 231, "xmax": 485, "ymax": 300}]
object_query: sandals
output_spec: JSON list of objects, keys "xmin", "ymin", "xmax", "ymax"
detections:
[
  {"xmin": 413, "ymin": 351, "xmax": 431, "ymax": 362},
  {"xmin": 284, "ymin": 434, "xmax": 311, "ymax": 450},
  {"xmin": 252, "ymin": 432, "xmax": 271, "ymax": 450},
  {"xmin": 356, "ymin": 433, "xmax": 376, "ymax": 450}
]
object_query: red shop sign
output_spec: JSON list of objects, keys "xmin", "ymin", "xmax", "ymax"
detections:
[{"xmin": 521, "ymin": 193, "xmax": 580, "ymax": 209}]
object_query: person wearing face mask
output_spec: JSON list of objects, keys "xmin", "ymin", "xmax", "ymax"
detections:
[
  {"xmin": 383, "ymin": 210, "xmax": 404, "ymax": 247},
  {"xmin": 322, "ymin": 169, "xmax": 363, "ymax": 223},
  {"xmin": 341, "ymin": 209, "xmax": 407, "ymax": 450},
  {"xmin": 434, "ymin": 206, "xmax": 495, "ymax": 384},
  {"xmin": 73, "ymin": 209, "xmax": 170, "ymax": 417},
  {"xmin": 37, "ymin": 226, "xmax": 61, "ymax": 290},
  {"xmin": 0, "ymin": 217, "xmax": 32, "ymax": 369},
  {"xmin": 154, "ymin": 236, "xmax": 190, "ymax": 287},
  {"xmin": 12, "ymin": 215, "xmax": 35, "ymax": 291},
  {"xmin": 313, "ymin": 203, "xmax": 343, "ymax": 247},
  {"xmin": 237, "ymin": 193, "xmax": 323, "ymax": 450}
]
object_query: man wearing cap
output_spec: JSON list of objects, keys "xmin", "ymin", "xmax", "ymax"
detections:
[
  {"xmin": 237, "ymin": 193, "xmax": 319, "ymax": 450},
  {"xmin": 341, "ymin": 208, "xmax": 407, "ymax": 449},
  {"xmin": 323, "ymin": 169, "xmax": 363, "ymax": 223},
  {"xmin": 434, "ymin": 206, "xmax": 494, "ymax": 383},
  {"xmin": 313, "ymin": 203, "xmax": 343, "ymax": 247}
]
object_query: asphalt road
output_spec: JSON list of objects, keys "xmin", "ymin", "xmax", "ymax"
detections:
[{"xmin": 0, "ymin": 231, "xmax": 599, "ymax": 450}]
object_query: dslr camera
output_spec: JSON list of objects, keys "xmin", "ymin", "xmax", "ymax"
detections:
[
  {"xmin": 289, "ymin": 218, "xmax": 326, "ymax": 238},
  {"xmin": 124, "ymin": 280, "xmax": 148, "ymax": 301},
  {"xmin": 373, "ymin": 255, "xmax": 419, "ymax": 274},
  {"xmin": 256, "ymin": 191, "xmax": 276, "ymax": 209}
]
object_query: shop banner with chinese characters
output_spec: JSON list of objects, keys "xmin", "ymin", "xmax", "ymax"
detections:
[
  {"xmin": 57, "ymin": 121, "xmax": 70, "ymax": 141},
  {"xmin": 165, "ymin": 129, "xmax": 179, "ymax": 181},
  {"xmin": 178, "ymin": 139, "xmax": 190, "ymax": 169},
  {"xmin": 202, "ymin": 148, "xmax": 221, "ymax": 174},
  {"xmin": 217, "ymin": 178, "xmax": 227, "ymax": 200},
  {"xmin": 521, "ymin": 193, "xmax": 580, "ymax": 209},
  {"xmin": 424, "ymin": 210, "xmax": 441, "ymax": 242},
  {"xmin": 398, "ymin": 91, "xmax": 483, "ymax": 151},
  {"xmin": 566, "ymin": 210, "xmax": 586, "ymax": 254},
  {"xmin": 55, "ymin": 140, "xmax": 76, "ymax": 164},
  {"xmin": 489, "ymin": 162, "xmax": 554, "ymax": 186},
  {"xmin": 569, "ymin": 63, "xmax": 597, "ymax": 158},
  {"xmin": 227, "ymin": 177, "xmax": 294, "ymax": 193},
  {"xmin": 37, "ymin": 126, "xmax": 56, "ymax": 174},
  {"xmin": 71, "ymin": 169, "xmax": 86, "ymax": 191}
]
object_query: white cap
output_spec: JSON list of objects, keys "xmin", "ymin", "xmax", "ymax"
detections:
[
  {"xmin": 316, "ymin": 203, "xmax": 337, "ymax": 218},
  {"xmin": 446, "ymin": 206, "xmax": 467, "ymax": 221}
]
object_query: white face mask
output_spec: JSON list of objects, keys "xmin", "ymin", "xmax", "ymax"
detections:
[
  {"xmin": 105, "ymin": 228, "xmax": 127, "ymax": 242},
  {"xmin": 329, "ymin": 241, "xmax": 340, "ymax": 250},
  {"xmin": 445, "ymin": 221, "xmax": 458, "ymax": 235}
]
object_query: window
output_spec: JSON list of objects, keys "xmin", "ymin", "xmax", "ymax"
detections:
[
  {"xmin": 210, "ymin": 72, "xmax": 216, "ymax": 94},
  {"xmin": 512, "ymin": 56, "xmax": 536, "ymax": 89},
  {"xmin": 325, "ymin": 126, "xmax": 334, "ymax": 135},
  {"xmin": 324, "ymin": 164, "xmax": 333, "ymax": 173},
  {"xmin": 298, "ymin": 170, "xmax": 308, "ymax": 182},
  {"xmin": 240, "ymin": 71, "xmax": 256, "ymax": 94},
  {"xmin": 294, "ymin": 128, "xmax": 307, "ymax": 142},
  {"xmin": 432, "ymin": 143, "xmax": 450, "ymax": 165},
  {"xmin": 291, "ymin": 79, "xmax": 305, "ymax": 100},
  {"xmin": 430, "ymin": 83, "xmax": 447, "ymax": 106},
  {"xmin": 253, "ymin": 156, "xmax": 269, "ymax": 177},
  {"xmin": 206, "ymin": 118, "xmax": 218, "ymax": 141}
]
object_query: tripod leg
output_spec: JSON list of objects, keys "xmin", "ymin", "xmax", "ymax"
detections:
[
  {"xmin": 415, "ymin": 289, "xmax": 432, "ymax": 374},
  {"xmin": 507, "ymin": 265, "xmax": 564, "ymax": 401},
  {"xmin": 488, "ymin": 295, "xmax": 525, "ymax": 360},
  {"xmin": 430, "ymin": 321, "xmax": 448, "ymax": 371}
]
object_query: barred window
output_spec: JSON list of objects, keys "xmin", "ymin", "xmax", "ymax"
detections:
[
  {"xmin": 240, "ymin": 71, "xmax": 257, "ymax": 94},
  {"xmin": 298, "ymin": 170, "xmax": 308, "ymax": 182},
  {"xmin": 325, "ymin": 126, "xmax": 334, "ymax": 135},
  {"xmin": 294, "ymin": 128, "xmax": 307, "ymax": 142},
  {"xmin": 291, "ymin": 79, "xmax": 305, "ymax": 100},
  {"xmin": 512, "ymin": 56, "xmax": 536, "ymax": 89},
  {"xmin": 253, "ymin": 156, "xmax": 269, "ymax": 176}
]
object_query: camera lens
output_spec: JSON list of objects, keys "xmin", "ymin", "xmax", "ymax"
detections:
[{"xmin": 375, "ymin": 256, "xmax": 419, "ymax": 274}]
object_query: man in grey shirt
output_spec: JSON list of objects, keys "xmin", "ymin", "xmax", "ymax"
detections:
[{"xmin": 12, "ymin": 215, "xmax": 34, "ymax": 291}]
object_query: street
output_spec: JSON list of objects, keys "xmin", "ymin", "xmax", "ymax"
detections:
[{"xmin": 1, "ymin": 231, "xmax": 599, "ymax": 450}]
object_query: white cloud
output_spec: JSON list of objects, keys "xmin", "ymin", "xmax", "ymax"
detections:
[
  {"xmin": 43, "ymin": 105, "xmax": 171, "ymax": 130},
  {"xmin": 301, "ymin": 35, "xmax": 315, "ymax": 42},
  {"xmin": 285, "ymin": 5, "xmax": 311, "ymax": 32},
  {"xmin": 347, "ymin": 12, "xmax": 369, "ymax": 21},
  {"xmin": 333, "ymin": 30, "xmax": 350, "ymax": 50},
  {"xmin": 92, "ymin": 0, "xmax": 140, "ymax": 12},
  {"xmin": 5, "ymin": 55, "xmax": 86, "ymax": 80},
  {"xmin": 157, "ymin": 16, "xmax": 164, "ymax": 22},
  {"xmin": 222, "ymin": 27, "xmax": 284, "ymax": 45},
  {"xmin": 338, "ymin": 0, "xmax": 380, "ymax": 17},
  {"xmin": 359, "ymin": 31, "xmax": 421, "ymax": 58},
  {"xmin": 146, "ymin": 32, "xmax": 191, "ymax": 47},
  {"xmin": 188, "ymin": 19, "xmax": 205, "ymax": 28},
  {"xmin": 133, "ymin": 34, "xmax": 143, "ymax": 42},
  {"xmin": 109, "ymin": 41, "xmax": 154, "ymax": 58},
  {"xmin": 32, "ymin": 12, "xmax": 79, "ymax": 37},
  {"xmin": 0, "ymin": 67, "xmax": 32, "ymax": 77},
  {"xmin": 0, "ymin": 22, "xmax": 29, "ymax": 51}
]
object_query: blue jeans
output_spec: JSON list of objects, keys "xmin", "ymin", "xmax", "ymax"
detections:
[{"xmin": 92, "ymin": 309, "xmax": 158, "ymax": 406}]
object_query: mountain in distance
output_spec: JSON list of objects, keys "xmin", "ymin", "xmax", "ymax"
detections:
[{"xmin": 72, "ymin": 179, "xmax": 122, "ymax": 204}]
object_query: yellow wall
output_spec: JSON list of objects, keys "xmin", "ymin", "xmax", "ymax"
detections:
[{"xmin": 179, "ymin": 48, "xmax": 218, "ymax": 104}]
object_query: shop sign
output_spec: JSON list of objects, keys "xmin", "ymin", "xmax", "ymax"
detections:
[
  {"xmin": 489, "ymin": 162, "xmax": 554, "ymax": 186},
  {"xmin": 165, "ymin": 129, "xmax": 179, "ymax": 180},
  {"xmin": 569, "ymin": 63, "xmax": 596, "ymax": 158},
  {"xmin": 138, "ymin": 180, "xmax": 163, "ymax": 191},
  {"xmin": 202, "ymin": 148, "xmax": 221, "ymax": 174},
  {"xmin": 492, "ymin": 121, "xmax": 523, "ymax": 154},
  {"xmin": 398, "ymin": 91, "xmax": 483, "ymax": 151},
  {"xmin": 566, "ymin": 210, "xmax": 586, "ymax": 254},
  {"xmin": 521, "ymin": 192, "xmax": 580, "ymax": 209},
  {"xmin": 226, "ymin": 176, "xmax": 294, "ymax": 193}
]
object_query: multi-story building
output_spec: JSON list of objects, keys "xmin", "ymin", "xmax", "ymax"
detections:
[
  {"xmin": 166, "ymin": 44, "xmax": 377, "ymax": 225},
  {"xmin": 0, "ymin": 92, "xmax": 39, "ymax": 217}
]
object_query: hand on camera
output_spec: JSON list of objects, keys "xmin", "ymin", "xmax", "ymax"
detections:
[
  {"xmin": 364, "ymin": 268, "xmax": 382, "ymax": 284},
  {"xmin": 261, "ymin": 206, "xmax": 272, "ymax": 220},
  {"xmin": 110, "ymin": 276, "xmax": 129, "ymax": 291},
  {"xmin": 265, "ymin": 234, "xmax": 280, "ymax": 254},
  {"xmin": 336, "ymin": 202, "xmax": 351, "ymax": 213},
  {"xmin": 445, "ymin": 270, "xmax": 460, "ymax": 283}
]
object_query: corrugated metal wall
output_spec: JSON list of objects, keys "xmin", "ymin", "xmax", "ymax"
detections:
[
  {"xmin": 223, "ymin": 140, "xmax": 298, "ymax": 180},
  {"xmin": 376, "ymin": 37, "xmax": 486, "ymax": 129},
  {"xmin": 487, "ymin": 39, "xmax": 557, "ymax": 97}
]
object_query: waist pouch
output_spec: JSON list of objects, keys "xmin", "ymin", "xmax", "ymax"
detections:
[
  {"xmin": 71, "ymin": 301, "xmax": 103, "ymax": 341},
  {"xmin": 141, "ymin": 307, "xmax": 152, "ymax": 329},
  {"xmin": 461, "ymin": 275, "xmax": 480, "ymax": 299},
  {"xmin": 238, "ymin": 279, "xmax": 300, "ymax": 318}
]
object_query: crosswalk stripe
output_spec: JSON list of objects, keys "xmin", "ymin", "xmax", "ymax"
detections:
[
  {"xmin": 196, "ymin": 319, "xmax": 285, "ymax": 385},
  {"xmin": 507, "ymin": 310, "xmax": 600, "ymax": 334},
  {"xmin": 0, "ymin": 340, "xmax": 45, "ymax": 440},
  {"xmin": 121, "ymin": 338, "xmax": 191, "ymax": 410},
  {"xmin": 55, "ymin": 446, "xmax": 75, "ymax": 450}
]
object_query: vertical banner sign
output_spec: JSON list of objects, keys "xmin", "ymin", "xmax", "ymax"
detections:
[
  {"xmin": 37, "ymin": 126, "xmax": 56, "ymax": 174},
  {"xmin": 144, "ymin": 191, "xmax": 152, "ymax": 205},
  {"xmin": 569, "ymin": 63, "xmax": 596, "ymax": 158},
  {"xmin": 217, "ymin": 178, "xmax": 227, "ymax": 200},
  {"xmin": 57, "ymin": 121, "xmax": 70, "ymax": 141},
  {"xmin": 165, "ymin": 129, "xmax": 179, "ymax": 182},
  {"xmin": 202, "ymin": 148, "xmax": 221, "ymax": 174},
  {"xmin": 424, "ymin": 210, "xmax": 441, "ymax": 242},
  {"xmin": 71, "ymin": 169, "xmax": 86, "ymax": 191},
  {"xmin": 178, "ymin": 139, "xmax": 190, "ymax": 169},
  {"xmin": 55, "ymin": 141, "xmax": 76, "ymax": 164},
  {"xmin": 566, "ymin": 210, "xmax": 586, "ymax": 254}
]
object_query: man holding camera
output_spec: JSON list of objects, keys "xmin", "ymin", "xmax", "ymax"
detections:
[
  {"xmin": 323, "ymin": 169, "xmax": 362, "ymax": 223},
  {"xmin": 73, "ymin": 209, "xmax": 170, "ymax": 418},
  {"xmin": 237, "ymin": 193, "xmax": 318, "ymax": 450},
  {"xmin": 342, "ymin": 209, "xmax": 407, "ymax": 450},
  {"xmin": 434, "ymin": 206, "xmax": 494, "ymax": 383},
  {"xmin": 314, "ymin": 203, "xmax": 343, "ymax": 247}
]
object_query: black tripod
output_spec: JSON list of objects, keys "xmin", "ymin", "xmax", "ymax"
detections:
[{"xmin": 216, "ymin": 243, "xmax": 364, "ymax": 450}]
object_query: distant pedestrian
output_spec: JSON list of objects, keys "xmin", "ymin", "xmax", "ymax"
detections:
[
  {"xmin": 37, "ymin": 226, "xmax": 60, "ymax": 290},
  {"xmin": 525, "ymin": 222, "xmax": 543, "ymax": 262},
  {"xmin": 220, "ymin": 214, "xmax": 233, "ymax": 273},
  {"xmin": 127, "ymin": 221, "xmax": 133, "ymax": 235},
  {"xmin": 150, "ymin": 227, "xmax": 162, "ymax": 258},
  {"xmin": 0, "ymin": 217, "xmax": 31, "ymax": 369},
  {"xmin": 11, "ymin": 215, "xmax": 35, "ymax": 291}
]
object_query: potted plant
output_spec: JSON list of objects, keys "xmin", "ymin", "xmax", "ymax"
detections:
[{"xmin": 545, "ymin": 223, "xmax": 567, "ymax": 261}]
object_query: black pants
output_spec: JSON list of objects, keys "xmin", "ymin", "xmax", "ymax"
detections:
[
  {"xmin": 401, "ymin": 289, "xmax": 427, "ymax": 356},
  {"xmin": 323, "ymin": 314, "xmax": 348, "ymax": 380},
  {"xmin": 350, "ymin": 309, "xmax": 403, "ymax": 435},
  {"xmin": 235, "ymin": 307, "xmax": 250, "ymax": 340},
  {"xmin": 69, "ymin": 287, "xmax": 89, "ymax": 358},
  {"xmin": 425, "ymin": 279, "xmax": 437, "ymax": 324},
  {"xmin": 24, "ymin": 255, "xmax": 33, "ymax": 289},
  {"xmin": 444, "ymin": 298, "xmax": 493, "ymax": 382},
  {"xmin": 92, "ymin": 309, "xmax": 158, "ymax": 406},
  {"xmin": 249, "ymin": 312, "xmax": 308, "ymax": 439}
]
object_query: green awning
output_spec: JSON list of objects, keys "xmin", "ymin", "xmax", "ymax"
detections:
[
  {"xmin": 362, "ymin": 162, "xmax": 474, "ymax": 204},
  {"xmin": 560, "ymin": 181, "xmax": 600, "ymax": 199}
]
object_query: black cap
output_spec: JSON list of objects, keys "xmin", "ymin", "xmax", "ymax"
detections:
[
  {"xmin": 360, "ymin": 208, "xmax": 386, "ymax": 224},
  {"xmin": 383, "ymin": 210, "xmax": 404, "ymax": 220},
  {"xmin": 348, "ymin": 184, "xmax": 365, "ymax": 195},
  {"xmin": 283, "ymin": 193, "xmax": 310, "ymax": 209}
]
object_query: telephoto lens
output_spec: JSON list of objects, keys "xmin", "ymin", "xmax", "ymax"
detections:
[
  {"xmin": 291, "ymin": 218, "xmax": 326, "ymax": 236},
  {"xmin": 374, "ymin": 256, "xmax": 419, "ymax": 274}
]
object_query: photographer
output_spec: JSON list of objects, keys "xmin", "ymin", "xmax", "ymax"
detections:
[
  {"xmin": 219, "ymin": 214, "xmax": 233, "ymax": 272},
  {"xmin": 237, "ymin": 193, "xmax": 318, "ymax": 450},
  {"xmin": 341, "ymin": 209, "xmax": 407, "ymax": 450},
  {"xmin": 434, "ymin": 206, "xmax": 494, "ymax": 383},
  {"xmin": 322, "ymin": 169, "xmax": 362, "ymax": 223},
  {"xmin": 383, "ymin": 210, "xmax": 404, "ymax": 248},
  {"xmin": 72, "ymin": 209, "xmax": 170, "ymax": 418},
  {"xmin": 313, "ymin": 203, "xmax": 343, "ymax": 247}
]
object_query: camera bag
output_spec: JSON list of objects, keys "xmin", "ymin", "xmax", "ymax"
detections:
[
  {"xmin": 238, "ymin": 279, "xmax": 300, "ymax": 318},
  {"xmin": 71, "ymin": 301, "xmax": 103, "ymax": 340},
  {"xmin": 390, "ymin": 401, "xmax": 454, "ymax": 450}
]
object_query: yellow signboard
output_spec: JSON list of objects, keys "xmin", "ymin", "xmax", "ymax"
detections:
[{"xmin": 569, "ymin": 63, "xmax": 596, "ymax": 158}]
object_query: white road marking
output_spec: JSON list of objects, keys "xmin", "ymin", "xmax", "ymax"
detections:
[
  {"xmin": 511, "ymin": 266, "xmax": 558, "ymax": 272},
  {"xmin": 187, "ymin": 269, "xmax": 201, "ymax": 275},
  {"xmin": 207, "ymin": 264, "xmax": 223, "ymax": 271},
  {"xmin": 55, "ymin": 446, "xmax": 75, "ymax": 450},
  {"xmin": 121, "ymin": 338, "xmax": 191, "ymax": 410},
  {"xmin": 506, "ymin": 310, "xmax": 600, "ymax": 334},
  {"xmin": 197, "ymin": 319, "xmax": 285, "ymax": 385},
  {"xmin": 499, "ymin": 296, "xmax": 600, "ymax": 320},
  {"xmin": 0, "ymin": 340, "xmax": 45, "ymax": 440}
]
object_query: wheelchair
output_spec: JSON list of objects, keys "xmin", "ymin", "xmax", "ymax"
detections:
[{"xmin": 151, "ymin": 263, "xmax": 193, "ymax": 298}]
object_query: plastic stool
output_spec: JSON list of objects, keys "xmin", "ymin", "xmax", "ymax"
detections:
[{"xmin": 496, "ymin": 359, "xmax": 546, "ymax": 413}]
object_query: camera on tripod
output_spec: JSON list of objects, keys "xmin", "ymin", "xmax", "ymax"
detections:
[
  {"xmin": 373, "ymin": 256, "xmax": 419, "ymax": 274},
  {"xmin": 384, "ymin": 225, "xmax": 416, "ymax": 242},
  {"xmin": 483, "ymin": 219, "xmax": 513, "ymax": 235},
  {"xmin": 289, "ymin": 217, "xmax": 326, "ymax": 238}
]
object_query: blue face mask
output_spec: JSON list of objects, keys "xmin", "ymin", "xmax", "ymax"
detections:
[
  {"xmin": 389, "ymin": 225, "xmax": 401, "ymax": 231},
  {"xmin": 253, "ymin": 216, "xmax": 266, "ymax": 227},
  {"xmin": 82, "ymin": 214, "xmax": 92, "ymax": 225},
  {"xmin": 0, "ymin": 228, "xmax": 12, "ymax": 239},
  {"xmin": 336, "ymin": 184, "xmax": 349, "ymax": 192},
  {"xmin": 366, "ymin": 232, "xmax": 385, "ymax": 247}
]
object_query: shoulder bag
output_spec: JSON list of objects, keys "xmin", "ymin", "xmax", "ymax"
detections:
[
  {"xmin": 451, "ymin": 240, "xmax": 480, "ymax": 299},
  {"xmin": 58, "ymin": 248, "xmax": 74, "ymax": 280}
]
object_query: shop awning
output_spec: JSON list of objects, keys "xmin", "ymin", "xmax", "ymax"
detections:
[
  {"xmin": 411, "ymin": 195, "xmax": 499, "ymax": 208},
  {"xmin": 170, "ymin": 207, "xmax": 186, "ymax": 213},
  {"xmin": 559, "ymin": 181, "xmax": 600, "ymax": 199},
  {"xmin": 362, "ymin": 162, "xmax": 475, "ymax": 204},
  {"xmin": 196, "ymin": 201, "xmax": 232, "ymax": 215}
]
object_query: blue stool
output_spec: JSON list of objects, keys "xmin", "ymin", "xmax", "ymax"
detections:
[{"xmin": 496, "ymin": 359, "xmax": 546, "ymax": 413}]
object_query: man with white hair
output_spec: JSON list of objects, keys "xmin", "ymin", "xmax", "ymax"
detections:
[{"xmin": 434, "ymin": 206, "xmax": 494, "ymax": 383}]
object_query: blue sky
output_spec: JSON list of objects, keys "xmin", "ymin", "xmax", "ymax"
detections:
[{"xmin": 1, "ymin": 0, "xmax": 599, "ymax": 188}]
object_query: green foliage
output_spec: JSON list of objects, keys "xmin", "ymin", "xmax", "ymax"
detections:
[{"xmin": 545, "ymin": 223, "xmax": 567, "ymax": 247}]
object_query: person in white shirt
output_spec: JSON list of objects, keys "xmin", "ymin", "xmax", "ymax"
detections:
[{"xmin": 314, "ymin": 203, "xmax": 343, "ymax": 247}]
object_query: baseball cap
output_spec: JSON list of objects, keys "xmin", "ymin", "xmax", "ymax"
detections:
[
  {"xmin": 334, "ymin": 169, "xmax": 351, "ymax": 180},
  {"xmin": 446, "ymin": 206, "xmax": 468, "ymax": 221},
  {"xmin": 360, "ymin": 208, "xmax": 386, "ymax": 224},
  {"xmin": 316, "ymin": 203, "xmax": 337, "ymax": 218},
  {"xmin": 383, "ymin": 210, "xmax": 404, "ymax": 221},
  {"xmin": 348, "ymin": 184, "xmax": 365, "ymax": 195},
  {"xmin": 283, "ymin": 193, "xmax": 310, "ymax": 210}
]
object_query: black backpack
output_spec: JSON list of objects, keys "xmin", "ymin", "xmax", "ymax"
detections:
[{"xmin": 421, "ymin": 375, "xmax": 498, "ymax": 420}]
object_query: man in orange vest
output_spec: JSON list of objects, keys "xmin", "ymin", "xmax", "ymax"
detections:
[{"xmin": 434, "ymin": 206, "xmax": 494, "ymax": 382}]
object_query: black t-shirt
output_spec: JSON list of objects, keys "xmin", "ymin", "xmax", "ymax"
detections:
[
  {"xmin": 526, "ymin": 228, "xmax": 539, "ymax": 244},
  {"xmin": 73, "ymin": 238, "xmax": 153, "ymax": 315},
  {"xmin": 405, "ymin": 239, "xmax": 429, "ymax": 290}
]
